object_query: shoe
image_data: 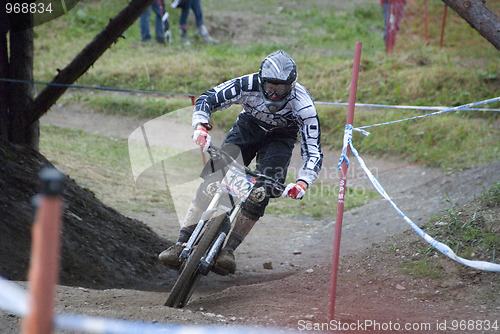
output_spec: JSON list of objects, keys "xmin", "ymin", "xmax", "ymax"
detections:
[
  {"xmin": 171, "ymin": 0, "xmax": 187, "ymax": 8},
  {"xmin": 158, "ymin": 244, "xmax": 183, "ymax": 268},
  {"xmin": 212, "ymin": 249, "xmax": 236, "ymax": 276},
  {"xmin": 180, "ymin": 32, "xmax": 190, "ymax": 46},
  {"xmin": 197, "ymin": 25, "xmax": 219, "ymax": 44}
]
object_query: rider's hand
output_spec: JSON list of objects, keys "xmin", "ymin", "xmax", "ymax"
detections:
[
  {"xmin": 282, "ymin": 181, "xmax": 307, "ymax": 200},
  {"xmin": 193, "ymin": 125, "xmax": 211, "ymax": 152}
]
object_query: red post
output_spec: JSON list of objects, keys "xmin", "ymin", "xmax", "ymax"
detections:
[
  {"xmin": 328, "ymin": 42, "xmax": 362, "ymax": 321},
  {"xmin": 22, "ymin": 168, "xmax": 64, "ymax": 334},
  {"xmin": 386, "ymin": 0, "xmax": 395, "ymax": 53}
]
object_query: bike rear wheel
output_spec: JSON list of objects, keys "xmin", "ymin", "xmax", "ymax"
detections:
[{"xmin": 164, "ymin": 209, "xmax": 227, "ymax": 308}]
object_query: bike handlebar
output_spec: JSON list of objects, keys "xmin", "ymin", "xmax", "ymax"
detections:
[{"xmin": 207, "ymin": 145, "xmax": 286, "ymax": 192}]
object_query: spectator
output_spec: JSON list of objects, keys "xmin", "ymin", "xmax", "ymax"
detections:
[
  {"xmin": 172, "ymin": 0, "xmax": 218, "ymax": 45},
  {"xmin": 140, "ymin": 1, "xmax": 165, "ymax": 44},
  {"xmin": 381, "ymin": 0, "xmax": 389, "ymax": 42},
  {"xmin": 381, "ymin": 0, "xmax": 407, "ymax": 51}
]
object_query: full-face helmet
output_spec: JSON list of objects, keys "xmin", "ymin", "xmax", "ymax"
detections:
[{"xmin": 258, "ymin": 50, "xmax": 297, "ymax": 113}]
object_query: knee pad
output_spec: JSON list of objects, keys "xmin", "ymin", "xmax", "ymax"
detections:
[{"xmin": 241, "ymin": 196, "xmax": 269, "ymax": 221}]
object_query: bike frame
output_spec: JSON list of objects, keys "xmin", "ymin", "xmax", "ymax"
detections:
[{"xmin": 165, "ymin": 145, "xmax": 285, "ymax": 307}]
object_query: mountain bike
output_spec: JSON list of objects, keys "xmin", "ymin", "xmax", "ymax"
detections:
[{"xmin": 164, "ymin": 145, "xmax": 285, "ymax": 308}]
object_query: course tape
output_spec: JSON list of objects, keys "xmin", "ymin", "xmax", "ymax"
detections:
[
  {"xmin": 1, "ymin": 77, "xmax": 500, "ymax": 112},
  {"xmin": 337, "ymin": 124, "xmax": 353, "ymax": 170},
  {"xmin": 354, "ymin": 96, "xmax": 500, "ymax": 135},
  {"xmin": 316, "ymin": 101, "xmax": 500, "ymax": 112},
  {"xmin": 0, "ymin": 276, "xmax": 297, "ymax": 333},
  {"xmin": 337, "ymin": 126, "xmax": 500, "ymax": 272}
]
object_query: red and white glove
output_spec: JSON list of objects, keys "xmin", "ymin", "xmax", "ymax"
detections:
[
  {"xmin": 193, "ymin": 126, "xmax": 211, "ymax": 152},
  {"xmin": 282, "ymin": 182, "xmax": 306, "ymax": 200}
]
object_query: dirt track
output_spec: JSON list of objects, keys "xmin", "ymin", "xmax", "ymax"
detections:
[{"xmin": 1, "ymin": 104, "xmax": 498, "ymax": 333}]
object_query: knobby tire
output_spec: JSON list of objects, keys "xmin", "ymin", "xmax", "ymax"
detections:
[{"xmin": 164, "ymin": 209, "xmax": 227, "ymax": 308}]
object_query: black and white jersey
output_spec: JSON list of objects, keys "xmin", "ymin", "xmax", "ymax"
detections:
[{"xmin": 192, "ymin": 73, "xmax": 323, "ymax": 186}]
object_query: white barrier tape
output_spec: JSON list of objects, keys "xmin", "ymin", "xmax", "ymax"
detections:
[
  {"xmin": 54, "ymin": 314, "xmax": 284, "ymax": 334},
  {"xmin": 0, "ymin": 276, "xmax": 28, "ymax": 316},
  {"xmin": 337, "ymin": 124, "xmax": 353, "ymax": 170},
  {"xmin": 0, "ymin": 276, "xmax": 296, "ymax": 333},
  {"xmin": 353, "ymin": 96, "xmax": 500, "ymax": 136},
  {"xmin": 348, "ymin": 143, "xmax": 500, "ymax": 272},
  {"xmin": 316, "ymin": 101, "xmax": 500, "ymax": 112}
]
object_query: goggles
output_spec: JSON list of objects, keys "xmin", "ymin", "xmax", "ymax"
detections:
[{"xmin": 262, "ymin": 81, "xmax": 291, "ymax": 99}]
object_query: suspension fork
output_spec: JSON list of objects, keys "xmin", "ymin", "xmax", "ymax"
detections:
[
  {"xmin": 180, "ymin": 192, "xmax": 222, "ymax": 260},
  {"xmin": 200, "ymin": 202, "xmax": 242, "ymax": 273}
]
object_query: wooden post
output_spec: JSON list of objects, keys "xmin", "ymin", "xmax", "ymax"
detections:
[{"xmin": 22, "ymin": 168, "xmax": 65, "ymax": 334}]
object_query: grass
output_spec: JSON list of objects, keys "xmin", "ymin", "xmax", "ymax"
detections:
[
  {"xmin": 266, "ymin": 175, "xmax": 379, "ymax": 219},
  {"xmin": 425, "ymin": 183, "xmax": 500, "ymax": 262},
  {"xmin": 40, "ymin": 125, "xmax": 175, "ymax": 214},
  {"xmin": 398, "ymin": 182, "xmax": 500, "ymax": 278},
  {"xmin": 399, "ymin": 259, "xmax": 444, "ymax": 280}
]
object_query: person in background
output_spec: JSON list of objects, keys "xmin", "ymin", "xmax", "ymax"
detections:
[
  {"xmin": 172, "ymin": 0, "xmax": 218, "ymax": 45},
  {"xmin": 381, "ymin": 0, "xmax": 407, "ymax": 51},
  {"xmin": 140, "ymin": 1, "xmax": 166, "ymax": 44},
  {"xmin": 381, "ymin": 0, "xmax": 389, "ymax": 42}
]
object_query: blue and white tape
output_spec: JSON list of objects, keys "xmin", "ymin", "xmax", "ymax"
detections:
[
  {"xmin": 316, "ymin": 101, "xmax": 500, "ymax": 112},
  {"xmin": 0, "ymin": 276, "xmax": 297, "ymax": 334},
  {"xmin": 348, "ymin": 142, "xmax": 500, "ymax": 272},
  {"xmin": 353, "ymin": 96, "xmax": 500, "ymax": 136},
  {"xmin": 337, "ymin": 124, "xmax": 353, "ymax": 170}
]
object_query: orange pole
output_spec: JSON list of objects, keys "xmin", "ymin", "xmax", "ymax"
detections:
[
  {"xmin": 328, "ymin": 42, "xmax": 362, "ymax": 321},
  {"xmin": 22, "ymin": 168, "xmax": 64, "ymax": 334}
]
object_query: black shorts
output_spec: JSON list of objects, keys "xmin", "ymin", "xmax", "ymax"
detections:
[{"xmin": 197, "ymin": 113, "xmax": 298, "ymax": 218}]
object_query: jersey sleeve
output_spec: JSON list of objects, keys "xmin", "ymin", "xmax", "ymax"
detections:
[
  {"xmin": 295, "ymin": 86, "xmax": 323, "ymax": 186},
  {"xmin": 192, "ymin": 74, "xmax": 257, "ymax": 129}
]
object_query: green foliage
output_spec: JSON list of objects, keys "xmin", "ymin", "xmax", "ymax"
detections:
[
  {"xmin": 396, "ymin": 182, "xmax": 500, "ymax": 279},
  {"xmin": 40, "ymin": 125, "xmax": 175, "ymax": 212},
  {"xmin": 399, "ymin": 259, "xmax": 444, "ymax": 279},
  {"xmin": 266, "ymin": 178, "xmax": 379, "ymax": 219},
  {"xmin": 424, "ymin": 183, "xmax": 499, "ymax": 262}
]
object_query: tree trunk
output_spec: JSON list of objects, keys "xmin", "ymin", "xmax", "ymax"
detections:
[
  {"xmin": 27, "ymin": 0, "xmax": 155, "ymax": 126},
  {"xmin": 442, "ymin": 0, "xmax": 500, "ymax": 50},
  {"xmin": 7, "ymin": 19, "xmax": 39, "ymax": 149},
  {"xmin": 5, "ymin": 9, "xmax": 39, "ymax": 150}
]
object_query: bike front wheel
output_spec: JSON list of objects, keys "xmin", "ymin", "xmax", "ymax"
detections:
[{"xmin": 164, "ymin": 209, "xmax": 227, "ymax": 308}]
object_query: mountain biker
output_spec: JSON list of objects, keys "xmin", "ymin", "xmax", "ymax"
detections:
[{"xmin": 159, "ymin": 50, "xmax": 323, "ymax": 275}]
